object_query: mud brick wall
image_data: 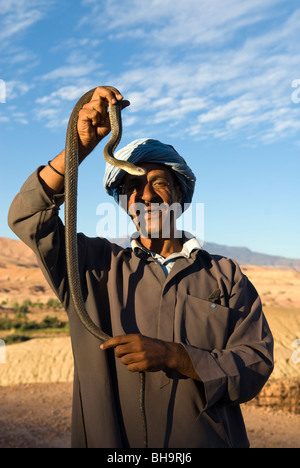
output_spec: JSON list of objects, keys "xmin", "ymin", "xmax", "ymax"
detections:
[{"xmin": 246, "ymin": 378, "xmax": 300, "ymax": 414}]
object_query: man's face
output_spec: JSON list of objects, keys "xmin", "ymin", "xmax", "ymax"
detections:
[{"xmin": 121, "ymin": 163, "xmax": 182, "ymax": 239}]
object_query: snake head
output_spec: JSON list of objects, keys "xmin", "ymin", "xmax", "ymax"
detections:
[
  {"xmin": 133, "ymin": 166, "xmax": 147, "ymax": 176},
  {"xmin": 126, "ymin": 165, "xmax": 147, "ymax": 176}
]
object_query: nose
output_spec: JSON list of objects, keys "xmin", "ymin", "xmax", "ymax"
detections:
[{"xmin": 140, "ymin": 182, "xmax": 159, "ymax": 203}]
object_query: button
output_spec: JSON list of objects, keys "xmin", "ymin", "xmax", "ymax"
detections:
[{"xmin": 211, "ymin": 303, "xmax": 217, "ymax": 309}]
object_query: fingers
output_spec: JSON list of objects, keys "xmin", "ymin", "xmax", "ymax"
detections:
[
  {"xmin": 101, "ymin": 334, "xmax": 144, "ymax": 372},
  {"xmin": 91, "ymin": 86, "xmax": 122, "ymax": 104},
  {"xmin": 91, "ymin": 86, "xmax": 130, "ymax": 108},
  {"xmin": 78, "ymin": 86, "xmax": 130, "ymax": 130},
  {"xmin": 100, "ymin": 334, "xmax": 167, "ymax": 373},
  {"xmin": 80, "ymin": 97, "xmax": 109, "ymax": 127},
  {"xmin": 100, "ymin": 334, "xmax": 140, "ymax": 351}
]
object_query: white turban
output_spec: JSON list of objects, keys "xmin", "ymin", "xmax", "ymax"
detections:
[{"xmin": 103, "ymin": 138, "xmax": 196, "ymax": 212}]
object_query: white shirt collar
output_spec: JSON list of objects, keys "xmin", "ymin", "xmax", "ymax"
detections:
[{"xmin": 131, "ymin": 232, "xmax": 201, "ymax": 261}]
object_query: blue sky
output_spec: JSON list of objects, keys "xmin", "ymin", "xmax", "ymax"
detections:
[{"xmin": 1, "ymin": 0, "xmax": 300, "ymax": 258}]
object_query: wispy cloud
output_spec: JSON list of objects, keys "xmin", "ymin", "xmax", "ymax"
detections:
[
  {"xmin": 33, "ymin": 42, "xmax": 105, "ymax": 127},
  {"xmin": 1, "ymin": 0, "xmax": 300, "ymax": 144},
  {"xmin": 5, "ymin": 80, "xmax": 33, "ymax": 99},
  {"xmin": 42, "ymin": 63, "xmax": 99, "ymax": 81},
  {"xmin": 0, "ymin": 0, "xmax": 52, "ymax": 43},
  {"xmin": 73, "ymin": 0, "xmax": 300, "ymax": 143},
  {"xmin": 81, "ymin": 0, "xmax": 283, "ymax": 47},
  {"xmin": 0, "ymin": 0, "xmax": 54, "ymax": 124},
  {"xmin": 34, "ymin": 83, "xmax": 96, "ymax": 128}
]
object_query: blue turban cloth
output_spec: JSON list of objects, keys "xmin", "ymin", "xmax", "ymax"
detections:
[{"xmin": 103, "ymin": 138, "xmax": 196, "ymax": 212}]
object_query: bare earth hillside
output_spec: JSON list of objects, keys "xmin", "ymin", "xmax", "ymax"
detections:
[{"xmin": 0, "ymin": 237, "xmax": 55, "ymax": 304}]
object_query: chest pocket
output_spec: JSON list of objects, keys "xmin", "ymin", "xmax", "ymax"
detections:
[{"xmin": 183, "ymin": 295, "xmax": 231, "ymax": 350}]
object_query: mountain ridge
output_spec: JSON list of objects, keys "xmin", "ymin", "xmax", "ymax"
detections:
[{"xmin": 1, "ymin": 236, "xmax": 299, "ymax": 269}]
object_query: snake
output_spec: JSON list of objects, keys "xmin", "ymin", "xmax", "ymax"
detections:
[{"xmin": 64, "ymin": 86, "xmax": 147, "ymax": 448}]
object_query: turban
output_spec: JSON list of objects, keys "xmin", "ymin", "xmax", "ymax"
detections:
[{"xmin": 103, "ymin": 138, "xmax": 196, "ymax": 212}]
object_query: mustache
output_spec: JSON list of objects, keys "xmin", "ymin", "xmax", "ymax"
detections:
[{"xmin": 128, "ymin": 202, "xmax": 169, "ymax": 216}]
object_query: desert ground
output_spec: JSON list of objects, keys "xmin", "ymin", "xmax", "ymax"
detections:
[{"xmin": 0, "ymin": 238, "xmax": 299, "ymax": 448}]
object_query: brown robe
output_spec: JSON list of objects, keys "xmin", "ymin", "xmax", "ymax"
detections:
[{"xmin": 8, "ymin": 168, "xmax": 274, "ymax": 448}]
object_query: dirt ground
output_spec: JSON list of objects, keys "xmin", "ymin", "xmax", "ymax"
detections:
[
  {"xmin": 0, "ymin": 382, "xmax": 72, "ymax": 448},
  {"xmin": 0, "ymin": 381, "xmax": 299, "ymax": 448}
]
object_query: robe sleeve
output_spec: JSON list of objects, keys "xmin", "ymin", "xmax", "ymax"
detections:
[{"xmin": 7, "ymin": 167, "xmax": 80, "ymax": 308}]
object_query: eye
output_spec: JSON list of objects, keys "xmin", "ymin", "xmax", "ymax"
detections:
[
  {"xmin": 153, "ymin": 180, "xmax": 169, "ymax": 189},
  {"xmin": 123, "ymin": 180, "xmax": 142, "ymax": 195}
]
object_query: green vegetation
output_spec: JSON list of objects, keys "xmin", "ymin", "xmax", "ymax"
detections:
[
  {"xmin": 0, "ymin": 315, "xmax": 67, "ymax": 332},
  {"xmin": 0, "ymin": 298, "xmax": 68, "ymax": 345},
  {"xmin": 3, "ymin": 334, "xmax": 32, "ymax": 345},
  {"xmin": 10, "ymin": 298, "xmax": 63, "ymax": 312}
]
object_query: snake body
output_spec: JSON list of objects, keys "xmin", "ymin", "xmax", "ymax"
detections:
[
  {"xmin": 64, "ymin": 86, "xmax": 147, "ymax": 447},
  {"xmin": 65, "ymin": 86, "xmax": 146, "ymax": 341},
  {"xmin": 102, "ymin": 86, "xmax": 146, "ymax": 176}
]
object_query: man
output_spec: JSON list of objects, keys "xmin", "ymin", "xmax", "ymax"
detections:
[{"xmin": 8, "ymin": 86, "xmax": 273, "ymax": 448}]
